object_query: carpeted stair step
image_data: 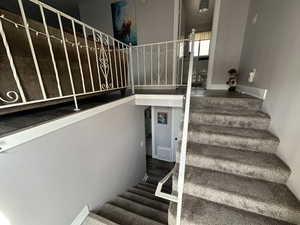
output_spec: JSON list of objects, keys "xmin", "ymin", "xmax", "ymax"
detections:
[
  {"xmin": 182, "ymin": 166, "xmax": 300, "ymax": 224},
  {"xmin": 168, "ymin": 194, "xmax": 293, "ymax": 225},
  {"xmin": 82, "ymin": 213, "xmax": 119, "ymax": 225},
  {"xmin": 140, "ymin": 182, "xmax": 172, "ymax": 194},
  {"xmin": 190, "ymin": 95, "xmax": 263, "ymax": 111},
  {"xmin": 188, "ymin": 124, "xmax": 279, "ymax": 153},
  {"xmin": 128, "ymin": 187, "xmax": 169, "ymax": 204},
  {"xmin": 135, "ymin": 183, "xmax": 157, "ymax": 193},
  {"xmin": 190, "ymin": 107, "xmax": 270, "ymax": 130},
  {"xmin": 97, "ymin": 203, "xmax": 165, "ymax": 225},
  {"xmin": 120, "ymin": 191, "xmax": 169, "ymax": 212},
  {"xmin": 183, "ymin": 143, "xmax": 291, "ymax": 184},
  {"xmin": 146, "ymin": 176, "xmax": 172, "ymax": 189},
  {"xmin": 110, "ymin": 197, "xmax": 168, "ymax": 224}
]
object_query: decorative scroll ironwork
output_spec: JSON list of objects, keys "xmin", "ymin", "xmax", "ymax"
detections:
[
  {"xmin": 98, "ymin": 47, "xmax": 110, "ymax": 79},
  {"xmin": 0, "ymin": 91, "xmax": 19, "ymax": 104}
]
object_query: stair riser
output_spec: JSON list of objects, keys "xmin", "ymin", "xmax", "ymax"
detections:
[
  {"xmin": 111, "ymin": 197, "xmax": 168, "ymax": 224},
  {"xmin": 98, "ymin": 204, "xmax": 165, "ymax": 225},
  {"xmin": 188, "ymin": 131, "xmax": 279, "ymax": 153},
  {"xmin": 190, "ymin": 113, "xmax": 270, "ymax": 130},
  {"xmin": 191, "ymin": 97, "xmax": 262, "ymax": 111},
  {"xmin": 183, "ymin": 152, "xmax": 289, "ymax": 184},
  {"xmin": 121, "ymin": 192, "xmax": 169, "ymax": 212},
  {"xmin": 184, "ymin": 182, "xmax": 300, "ymax": 224}
]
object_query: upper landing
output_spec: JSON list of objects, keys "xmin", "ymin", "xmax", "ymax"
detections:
[{"xmin": 0, "ymin": 88, "xmax": 186, "ymax": 139}]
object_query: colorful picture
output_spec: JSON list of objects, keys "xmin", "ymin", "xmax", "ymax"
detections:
[
  {"xmin": 157, "ymin": 112, "xmax": 168, "ymax": 125},
  {"xmin": 111, "ymin": 0, "xmax": 138, "ymax": 45}
]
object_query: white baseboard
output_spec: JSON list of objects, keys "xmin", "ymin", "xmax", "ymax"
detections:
[
  {"xmin": 207, "ymin": 84, "xmax": 228, "ymax": 90},
  {"xmin": 71, "ymin": 206, "xmax": 89, "ymax": 225},
  {"xmin": 236, "ymin": 85, "xmax": 268, "ymax": 100}
]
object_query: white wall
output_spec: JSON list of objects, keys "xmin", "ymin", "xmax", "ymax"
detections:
[
  {"xmin": 79, "ymin": 0, "xmax": 114, "ymax": 35},
  {"xmin": 239, "ymin": 0, "xmax": 300, "ymax": 199},
  {"xmin": 79, "ymin": 0, "xmax": 175, "ymax": 44},
  {"xmin": 0, "ymin": 100, "xmax": 146, "ymax": 225},
  {"xmin": 209, "ymin": 0, "xmax": 250, "ymax": 86}
]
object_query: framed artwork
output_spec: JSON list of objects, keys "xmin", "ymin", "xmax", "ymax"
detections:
[
  {"xmin": 111, "ymin": 0, "xmax": 138, "ymax": 45},
  {"xmin": 157, "ymin": 112, "xmax": 168, "ymax": 125}
]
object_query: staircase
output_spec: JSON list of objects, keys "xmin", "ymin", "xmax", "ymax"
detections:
[
  {"xmin": 170, "ymin": 91, "xmax": 300, "ymax": 225},
  {"xmin": 82, "ymin": 182, "xmax": 170, "ymax": 225}
]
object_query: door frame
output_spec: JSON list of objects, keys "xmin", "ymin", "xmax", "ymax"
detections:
[{"xmin": 206, "ymin": 0, "xmax": 221, "ymax": 89}]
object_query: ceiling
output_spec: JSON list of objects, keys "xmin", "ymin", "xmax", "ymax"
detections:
[{"xmin": 182, "ymin": 0, "xmax": 215, "ymax": 33}]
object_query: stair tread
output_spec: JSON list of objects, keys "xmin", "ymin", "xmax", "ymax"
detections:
[
  {"xmin": 186, "ymin": 143, "xmax": 290, "ymax": 183},
  {"xmin": 82, "ymin": 213, "xmax": 119, "ymax": 225},
  {"xmin": 169, "ymin": 194, "xmax": 294, "ymax": 225},
  {"xmin": 120, "ymin": 191, "xmax": 169, "ymax": 212},
  {"xmin": 189, "ymin": 124, "xmax": 279, "ymax": 141},
  {"xmin": 190, "ymin": 107, "xmax": 270, "ymax": 119},
  {"xmin": 128, "ymin": 187, "xmax": 170, "ymax": 204},
  {"xmin": 97, "ymin": 203, "xmax": 165, "ymax": 225},
  {"xmin": 184, "ymin": 166, "xmax": 300, "ymax": 223},
  {"xmin": 110, "ymin": 196, "xmax": 168, "ymax": 224}
]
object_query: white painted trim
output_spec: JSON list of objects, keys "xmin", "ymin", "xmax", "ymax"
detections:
[
  {"xmin": 236, "ymin": 85, "xmax": 268, "ymax": 100},
  {"xmin": 0, "ymin": 96, "xmax": 135, "ymax": 153},
  {"xmin": 206, "ymin": 0, "xmax": 221, "ymax": 88},
  {"xmin": 207, "ymin": 84, "xmax": 228, "ymax": 90},
  {"xmin": 135, "ymin": 94, "xmax": 184, "ymax": 107},
  {"xmin": 171, "ymin": 107, "xmax": 176, "ymax": 162},
  {"xmin": 70, "ymin": 206, "xmax": 89, "ymax": 225},
  {"xmin": 151, "ymin": 106, "xmax": 156, "ymax": 158}
]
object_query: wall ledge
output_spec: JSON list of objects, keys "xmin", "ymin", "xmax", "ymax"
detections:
[{"xmin": 236, "ymin": 85, "xmax": 268, "ymax": 100}]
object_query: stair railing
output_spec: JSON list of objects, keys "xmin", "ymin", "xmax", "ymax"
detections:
[
  {"xmin": 0, "ymin": 0, "xmax": 132, "ymax": 112},
  {"xmin": 130, "ymin": 38, "xmax": 190, "ymax": 89},
  {"xmin": 155, "ymin": 29, "xmax": 196, "ymax": 225}
]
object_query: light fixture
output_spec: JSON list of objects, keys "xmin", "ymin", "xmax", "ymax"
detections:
[{"xmin": 199, "ymin": 0, "xmax": 209, "ymax": 13}]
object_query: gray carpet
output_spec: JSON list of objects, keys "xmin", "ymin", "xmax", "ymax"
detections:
[{"xmin": 170, "ymin": 91, "xmax": 300, "ymax": 225}]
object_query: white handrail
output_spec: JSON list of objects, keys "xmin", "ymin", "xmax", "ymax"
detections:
[
  {"xmin": 154, "ymin": 29, "xmax": 195, "ymax": 225},
  {"xmin": 175, "ymin": 28, "xmax": 195, "ymax": 225},
  {"xmin": 155, "ymin": 167, "xmax": 177, "ymax": 202}
]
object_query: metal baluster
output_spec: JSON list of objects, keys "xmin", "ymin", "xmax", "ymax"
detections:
[
  {"xmin": 150, "ymin": 45, "xmax": 153, "ymax": 85},
  {"xmin": 122, "ymin": 44, "xmax": 127, "ymax": 87},
  {"xmin": 93, "ymin": 30, "xmax": 102, "ymax": 90},
  {"xmin": 181, "ymin": 42, "xmax": 184, "ymax": 85},
  {"xmin": 165, "ymin": 42, "xmax": 168, "ymax": 85},
  {"xmin": 129, "ymin": 44, "xmax": 135, "ymax": 94},
  {"xmin": 106, "ymin": 35, "xmax": 114, "ymax": 89},
  {"xmin": 72, "ymin": 20, "xmax": 86, "ymax": 93},
  {"xmin": 117, "ymin": 42, "xmax": 123, "ymax": 87},
  {"xmin": 143, "ymin": 46, "xmax": 146, "ymax": 85},
  {"xmin": 58, "ymin": 14, "xmax": 79, "ymax": 111},
  {"xmin": 126, "ymin": 47, "xmax": 130, "ymax": 88},
  {"xmin": 158, "ymin": 44, "xmax": 160, "ymax": 85},
  {"xmin": 18, "ymin": 0, "xmax": 46, "ymax": 99},
  {"xmin": 112, "ymin": 40, "xmax": 119, "ymax": 88},
  {"xmin": 83, "ymin": 25, "xmax": 94, "ymax": 91},
  {"xmin": 99, "ymin": 33, "xmax": 109, "ymax": 89},
  {"xmin": 137, "ymin": 48, "xmax": 140, "ymax": 86},
  {"xmin": 40, "ymin": 5, "xmax": 62, "ymax": 97},
  {"xmin": 0, "ymin": 17, "xmax": 26, "ymax": 103}
]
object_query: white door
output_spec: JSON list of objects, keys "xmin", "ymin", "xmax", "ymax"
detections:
[{"xmin": 152, "ymin": 107, "xmax": 173, "ymax": 162}]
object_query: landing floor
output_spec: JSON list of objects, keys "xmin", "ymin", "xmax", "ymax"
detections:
[{"xmin": 0, "ymin": 88, "xmax": 186, "ymax": 138}]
